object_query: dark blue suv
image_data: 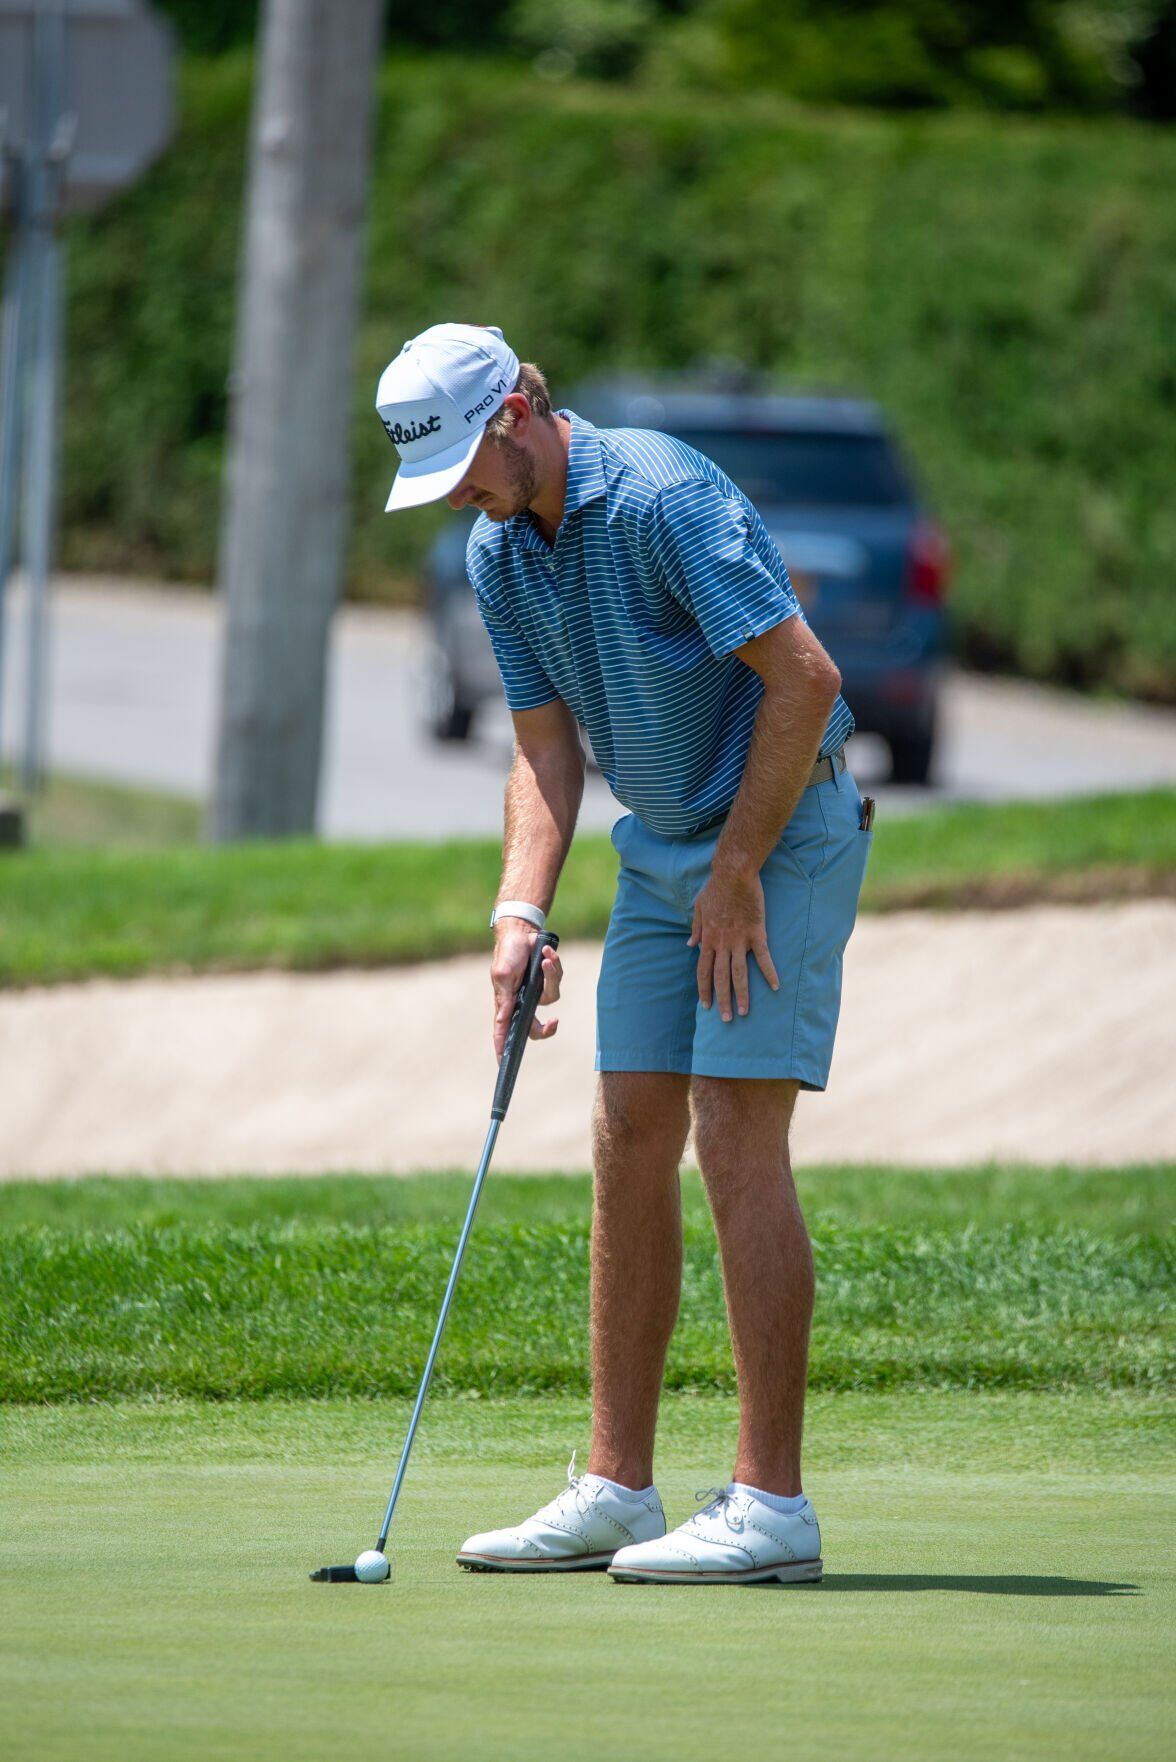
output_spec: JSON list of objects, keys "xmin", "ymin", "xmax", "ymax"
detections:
[{"xmin": 420, "ymin": 374, "xmax": 951, "ymax": 784}]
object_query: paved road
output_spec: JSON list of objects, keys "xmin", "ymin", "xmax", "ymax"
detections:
[{"xmin": 3, "ymin": 575, "xmax": 1176, "ymax": 838}]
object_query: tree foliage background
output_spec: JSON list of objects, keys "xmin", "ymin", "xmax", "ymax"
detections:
[
  {"xmin": 59, "ymin": 51, "xmax": 1176, "ymax": 699},
  {"xmin": 154, "ymin": 0, "xmax": 1176, "ymax": 118},
  {"xmin": 27, "ymin": 2, "xmax": 1174, "ymax": 701}
]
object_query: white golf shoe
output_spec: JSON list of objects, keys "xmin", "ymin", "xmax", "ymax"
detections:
[
  {"xmin": 608, "ymin": 1485, "xmax": 823, "ymax": 1585},
  {"xmin": 457, "ymin": 1453, "xmax": 666, "ymax": 1573}
]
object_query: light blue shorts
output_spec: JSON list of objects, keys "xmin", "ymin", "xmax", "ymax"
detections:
[{"xmin": 595, "ymin": 768, "xmax": 873, "ymax": 1089}]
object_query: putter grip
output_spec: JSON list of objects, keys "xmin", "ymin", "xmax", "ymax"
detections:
[{"xmin": 491, "ymin": 930, "xmax": 559, "ymax": 1122}]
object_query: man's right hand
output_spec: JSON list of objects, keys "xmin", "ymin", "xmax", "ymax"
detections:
[{"xmin": 491, "ymin": 924, "xmax": 563, "ymax": 1063}]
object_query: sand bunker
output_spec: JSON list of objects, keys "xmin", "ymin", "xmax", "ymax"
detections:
[{"xmin": 3, "ymin": 902, "xmax": 1173, "ymax": 1177}]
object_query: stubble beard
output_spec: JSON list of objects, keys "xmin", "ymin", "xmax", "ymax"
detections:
[{"xmin": 489, "ymin": 438, "xmax": 538, "ymax": 520}]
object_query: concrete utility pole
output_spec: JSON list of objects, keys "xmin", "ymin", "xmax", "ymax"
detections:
[{"xmin": 208, "ymin": 0, "xmax": 382, "ymax": 841}]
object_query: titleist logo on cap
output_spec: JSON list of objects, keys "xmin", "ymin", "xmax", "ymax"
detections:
[{"xmin": 382, "ymin": 414, "xmax": 443, "ymax": 446}]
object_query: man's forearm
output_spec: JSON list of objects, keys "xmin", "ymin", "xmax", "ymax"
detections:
[
  {"xmin": 712, "ymin": 677, "xmax": 839, "ymax": 879},
  {"xmin": 498, "ymin": 739, "xmax": 585, "ymax": 915}
]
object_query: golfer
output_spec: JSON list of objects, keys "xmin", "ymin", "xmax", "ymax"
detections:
[{"xmin": 377, "ymin": 322, "xmax": 873, "ymax": 1585}]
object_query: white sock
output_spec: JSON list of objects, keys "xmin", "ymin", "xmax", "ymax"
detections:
[
  {"xmin": 731, "ymin": 1481, "xmax": 807, "ymax": 1514},
  {"xmin": 596, "ymin": 1475, "xmax": 656, "ymax": 1501}
]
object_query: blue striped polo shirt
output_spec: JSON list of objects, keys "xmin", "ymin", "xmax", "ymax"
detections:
[{"xmin": 466, "ymin": 409, "xmax": 855, "ymax": 838}]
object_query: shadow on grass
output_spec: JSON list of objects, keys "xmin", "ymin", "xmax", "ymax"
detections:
[{"xmin": 820, "ymin": 1575, "xmax": 1140, "ymax": 1597}]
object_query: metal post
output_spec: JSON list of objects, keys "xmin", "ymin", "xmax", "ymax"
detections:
[
  {"xmin": 0, "ymin": 1, "xmax": 171, "ymax": 835},
  {"xmin": 18, "ymin": 214, "xmax": 62, "ymax": 795},
  {"xmin": 0, "ymin": 146, "xmax": 29, "ymax": 794},
  {"xmin": 17, "ymin": 0, "xmax": 69, "ymax": 797}
]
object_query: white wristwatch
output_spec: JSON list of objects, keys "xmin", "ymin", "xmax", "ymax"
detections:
[{"xmin": 490, "ymin": 900, "xmax": 546, "ymax": 931}]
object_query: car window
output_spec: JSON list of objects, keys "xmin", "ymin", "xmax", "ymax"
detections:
[{"xmin": 670, "ymin": 430, "xmax": 912, "ymax": 508}]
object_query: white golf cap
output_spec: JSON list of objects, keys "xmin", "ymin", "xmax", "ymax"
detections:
[{"xmin": 375, "ymin": 322, "xmax": 521, "ymax": 512}]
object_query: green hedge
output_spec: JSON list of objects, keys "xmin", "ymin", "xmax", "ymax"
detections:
[
  {"xmin": 150, "ymin": 1, "xmax": 1176, "ymax": 119},
  {"xmin": 60, "ymin": 53, "xmax": 1176, "ymax": 699}
]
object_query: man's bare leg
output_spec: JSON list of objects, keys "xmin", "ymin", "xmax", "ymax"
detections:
[
  {"xmin": 690, "ymin": 1075, "xmax": 812, "ymax": 1497},
  {"xmin": 587, "ymin": 1070, "xmax": 692, "ymax": 1490}
]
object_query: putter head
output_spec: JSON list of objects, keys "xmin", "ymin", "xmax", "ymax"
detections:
[{"xmin": 309, "ymin": 1564, "xmax": 359, "ymax": 1582}]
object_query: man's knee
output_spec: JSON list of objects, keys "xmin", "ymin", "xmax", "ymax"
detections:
[
  {"xmin": 592, "ymin": 1071, "xmax": 690, "ymax": 1169},
  {"xmin": 690, "ymin": 1076, "xmax": 801, "ymax": 1188}
]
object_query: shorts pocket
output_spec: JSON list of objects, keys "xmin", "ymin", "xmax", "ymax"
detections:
[{"xmin": 772, "ymin": 789, "xmax": 831, "ymax": 883}]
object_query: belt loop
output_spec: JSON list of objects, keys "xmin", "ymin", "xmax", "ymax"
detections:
[{"xmin": 830, "ymin": 745, "xmax": 843, "ymax": 790}]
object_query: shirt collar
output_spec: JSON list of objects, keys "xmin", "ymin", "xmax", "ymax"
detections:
[
  {"xmin": 504, "ymin": 408, "xmax": 605, "ymax": 550},
  {"xmin": 561, "ymin": 408, "xmax": 607, "ymax": 514}
]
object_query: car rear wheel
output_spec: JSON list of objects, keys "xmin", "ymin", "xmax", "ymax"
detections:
[
  {"xmin": 888, "ymin": 726, "xmax": 935, "ymax": 786},
  {"xmin": 433, "ymin": 700, "xmax": 474, "ymax": 742},
  {"xmin": 420, "ymin": 642, "xmax": 477, "ymax": 742}
]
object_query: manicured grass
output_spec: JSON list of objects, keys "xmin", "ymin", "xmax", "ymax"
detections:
[
  {"xmin": 852, "ymin": 785, "xmax": 1176, "ymax": 907},
  {"xmin": 4, "ymin": 1166, "xmax": 1169, "ymax": 1754},
  {"xmin": 3, "ymin": 1210, "xmax": 1169, "ymax": 1402},
  {"xmin": 3, "ymin": 1162, "xmax": 1171, "ymax": 1236},
  {"xmin": 2, "ymin": 1392, "xmax": 1171, "ymax": 1762},
  {"xmin": 0, "ymin": 765, "xmax": 201, "ymax": 848},
  {"xmin": 4, "ymin": 1166, "xmax": 1169, "ymax": 1403},
  {"xmin": 1, "ymin": 787, "xmax": 1172, "ymax": 986}
]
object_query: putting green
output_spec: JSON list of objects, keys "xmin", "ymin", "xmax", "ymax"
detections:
[{"xmin": 3, "ymin": 1392, "xmax": 1171, "ymax": 1762}]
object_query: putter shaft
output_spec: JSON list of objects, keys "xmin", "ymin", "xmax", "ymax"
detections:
[{"xmin": 311, "ymin": 932, "xmax": 558, "ymax": 1583}]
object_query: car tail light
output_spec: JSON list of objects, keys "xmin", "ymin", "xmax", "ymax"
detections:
[{"xmin": 905, "ymin": 522, "xmax": 952, "ymax": 605}]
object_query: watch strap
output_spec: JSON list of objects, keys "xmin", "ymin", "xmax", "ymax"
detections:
[{"xmin": 490, "ymin": 900, "xmax": 547, "ymax": 931}]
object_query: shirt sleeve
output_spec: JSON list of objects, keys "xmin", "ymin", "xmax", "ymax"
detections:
[
  {"xmin": 648, "ymin": 480, "xmax": 800, "ymax": 660},
  {"xmin": 470, "ymin": 586, "xmax": 560, "ymax": 712},
  {"xmin": 465, "ymin": 529, "xmax": 559, "ymax": 711}
]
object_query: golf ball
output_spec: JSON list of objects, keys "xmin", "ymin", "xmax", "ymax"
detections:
[{"xmin": 355, "ymin": 1549, "xmax": 391, "ymax": 1584}]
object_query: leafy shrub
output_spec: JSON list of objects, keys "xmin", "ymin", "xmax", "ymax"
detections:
[{"xmin": 58, "ymin": 53, "xmax": 1176, "ymax": 699}]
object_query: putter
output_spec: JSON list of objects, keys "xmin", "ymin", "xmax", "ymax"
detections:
[{"xmin": 311, "ymin": 929, "xmax": 559, "ymax": 1584}]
